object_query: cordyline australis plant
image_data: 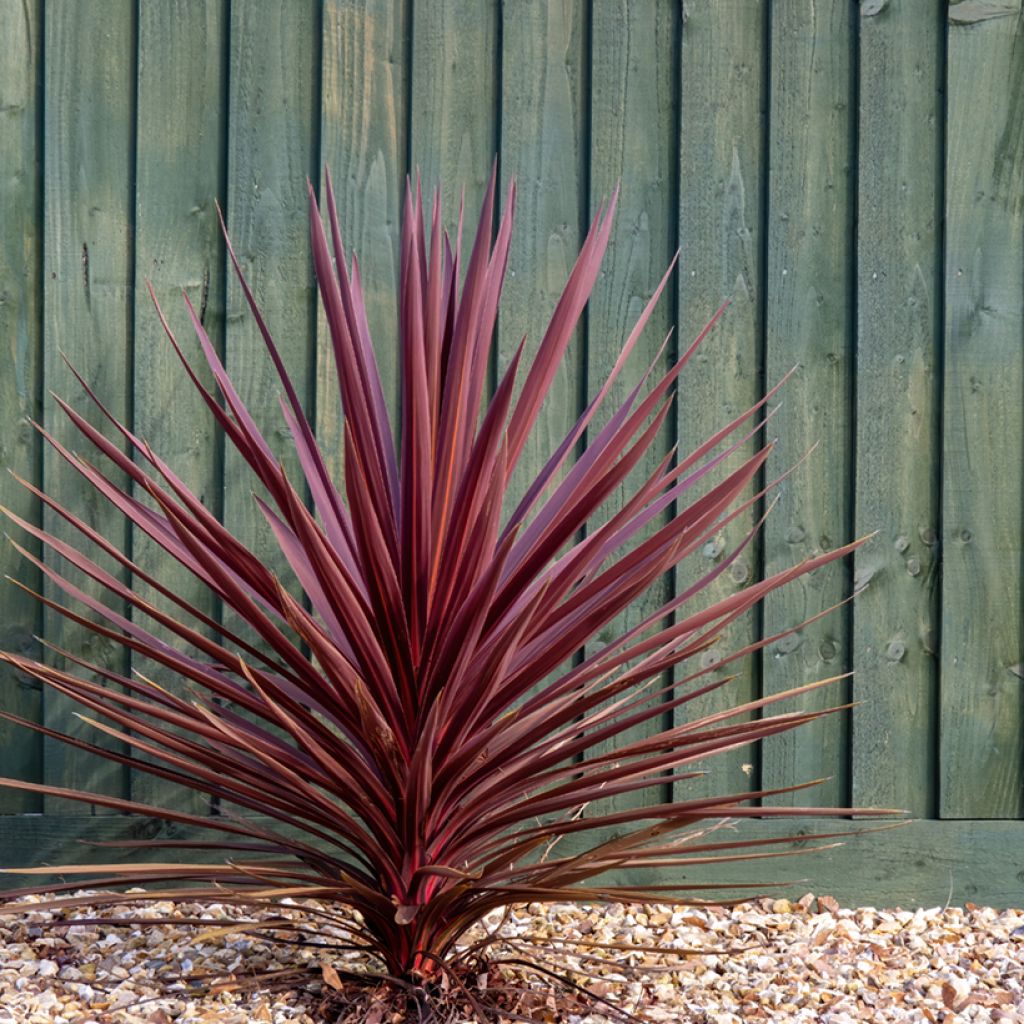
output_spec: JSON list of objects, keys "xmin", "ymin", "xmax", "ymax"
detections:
[{"xmin": 0, "ymin": 168, "xmax": 885, "ymax": 1015}]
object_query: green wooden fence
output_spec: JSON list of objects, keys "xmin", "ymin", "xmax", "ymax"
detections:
[{"xmin": 0, "ymin": 0, "xmax": 1021, "ymax": 906}]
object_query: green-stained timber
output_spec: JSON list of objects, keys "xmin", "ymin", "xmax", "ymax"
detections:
[
  {"xmin": 0, "ymin": 0, "xmax": 43, "ymax": 813},
  {"xmin": 409, "ymin": 0, "xmax": 497, "ymax": 223},
  {"xmin": 941, "ymin": 0, "xmax": 1024, "ymax": 819},
  {"xmin": 1, "ymin": 815, "xmax": 1022, "ymax": 910},
  {"xmin": 131, "ymin": 0, "xmax": 228, "ymax": 813},
  {"xmin": 317, "ymin": 0, "xmax": 408, "ymax": 472},
  {"xmin": 41, "ymin": 1, "xmax": 135, "ymax": 813},
  {"xmin": 852, "ymin": 0, "xmax": 940, "ymax": 816},
  {"xmin": 761, "ymin": 0, "xmax": 853, "ymax": 809},
  {"xmin": 499, "ymin": 0, "xmax": 586, "ymax": 515},
  {"xmin": 586, "ymin": 0, "xmax": 676, "ymax": 809},
  {"xmin": 675, "ymin": 0, "xmax": 766, "ymax": 804},
  {"xmin": 222, "ymin": 0, "xmax": 320, "ymax": 617}
]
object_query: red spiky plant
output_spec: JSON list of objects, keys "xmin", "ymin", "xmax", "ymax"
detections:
[{"xmin": 1, "ymin": 170, "xmax": 882, "ymax": 1018}]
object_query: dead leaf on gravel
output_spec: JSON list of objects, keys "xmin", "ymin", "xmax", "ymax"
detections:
[
  {"xmin": 942, "ymin": 977, "xmax": 972, "ymax": 1012},
  {"xmin": 322, "ymin": 963, "xmax": 344, "ymax": 990}
]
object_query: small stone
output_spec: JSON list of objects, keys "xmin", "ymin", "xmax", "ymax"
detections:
[{"xmin": 34, "ymin": 960, "xmax": 57, "ymax": 978}]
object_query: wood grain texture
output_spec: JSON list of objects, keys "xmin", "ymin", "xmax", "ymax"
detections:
[
  {"xmin": 317, "ymin": 0, "xmax": 407, "ymax": 481},
  {"xmin": 2, "ymin": 815, "xmax": 1022, "ymax": 909},
  {"xmin": 852, "ymin": 0, "xmax": 940, "ymax": 816},
  {"xmin": 940, "ymin": 0, "xmax": 1024, "ymax": 818},
  {"xmin": 675, "ymin": 0, "xmax": 766, "ymax": 803},
  {"xmin": 585, "ymin": 0, "xmax": 676, "ymax": 808},
  {"xmin": 493, "ymin": 0, "xmax": 585, "ymax": 730},
  {"xmin": 760, "ymin": 0, "xmax": 854, "ymax": 809},
  {"xmin": 223, "ymin": 0, "xmax": 320, "ymax": 622},
  {"xmin": 561, "ymin": 818, "xmax": 1024, "ymax": 908},
  {"xmin": 41, "ymin": 1, "xmax": 136, "ymax": 813},
  {"xmin": 409, "ymin": 0, "xmax": 497, "ymax": 223},
  {"xmin": 499, "ymin": 0, "xmax": 585, "ymax": 513},
  {"xmin": 131, "ymin": 0, "xmax": 228, "ymax": 812},
  {"xmin": 0, "ymin": 0, "xmax": 43, "ymax": 812}
]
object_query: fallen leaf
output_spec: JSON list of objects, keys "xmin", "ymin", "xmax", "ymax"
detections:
[
  {"xmin": 941, "ymin": 977, "xmax": 972, "ymax": 1012},
  {"xmin": 322, "ymin": 963, "xmax": 344, "ymax": 991}
]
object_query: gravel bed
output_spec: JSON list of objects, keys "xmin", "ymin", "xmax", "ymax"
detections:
[{"xmin": 0, "ymin": 890, "xmax": 1022, "ymax": 1023}]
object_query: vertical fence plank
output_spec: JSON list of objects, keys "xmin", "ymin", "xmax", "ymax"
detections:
[
  {"xmin": 409, "ymin": 0, "xmax": 497, "ymax": 224},
  {"xmin": 500, "ymin": 0, "xmax": 585, "ymax": 513},
  {"xmin": 761, "ymin": 1, "xmax": 853, "ymax": 809},
  {"xmin": 0, "ymin": 0, "xmax": 43, "ymax": 810},
  {"xmin": 941, "ymin": 0, "xmax": 1024, "ymax": 819},
  {"xmin": 318, "ymin": 0, "xmax": 407, "ymax": 477},
  {"xmin": 131, "ymin": 0, "xmax": 227, "ymax": 811},
  {"xmin": 675, "ymin": 0, "xmax": 766, "ymax": 803},
  {"xmin": 852, "ymin": 0, "xmax": 940, "ymax": 816},
  {"xmin": 223, "ymin": 0, "xmax": 320, "ymax": 625},
  {"xmin": 41, "ymin": 1, "xmax": 135, "ymax": 813},
  {"xmin": 586, "ymin": 0, "xmax": 676, "ymax": 808}
]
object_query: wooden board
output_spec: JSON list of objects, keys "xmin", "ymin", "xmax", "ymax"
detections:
[
  {"xmin": 409, "ymin": 0, "xmax": 497, "ymax": 226},
  {"xmin": 760, "ymin": 0, "xmax": 853, "ymax": 810},
  {"xmin": 585, "ymin": 0, "xmax": 676, "ymax": 809},
  {"xmin": 0, "ymin": 0, "xmax": 43, "ymax": 812},
  {"xmin": 940, "ymin": 0, "xmax": 1024, "ymax": 818},
  {"xmin": 222, "ymin": 0, "xmax": 320, "ymax": 624},
  {"xmin": 2, "ymin": 814, "xmax": 1023, "ymax": 910},
  {"xmin": 851, "ymin": 0, "xmax": 941, "ymax": 816},
  {"xmin": 41, "ymin": 1, "xmax": 136, "ymax": 813},
  {"xmin": 131, "ymin": 0, "xmax": 228, "ymax": 813},
  {"xmin": 675, "ymin": 0, "xmax": 766, "ymax": 804},
  {"xmin": 491, "ymin": 0, "xmax": 585, "ymax": 743},
  {"xmin": 499, "ymin": 0, "xmax": 585, "ymax": 511},
  {"xmin": 557, "ymin": 817, "xmax": 1024, "ymax": 910},
  {"xmin": 317, "ymin": 0, "xmax": 408, "ymax": 476}
]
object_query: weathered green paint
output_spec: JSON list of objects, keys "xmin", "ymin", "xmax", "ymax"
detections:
[
  {"xmin": 1, "ymin": 815, "xmax": 1022, "ymax": 910},
  {"xmin": 586, "ymin": 0, "xmax": 676, "ymax": 809},
  {"xmin": 409, "ymin": 0, "xmax": 497, "ymax": 221},
  {"xmin": 499, "ymin": 0, "xmax": 585, "ymax": 512},
  {"xmin": 0, "ymin": 3, "xmax": 1021, "ymax": 891},
  {"xmin": 317, "ymin": 0, "xmax": 408, "ymax": 473},
  {"xmin": 41, "ymin": 1, "xmax": 136, "ymax": 813},
  {"xmin": 222, "ymin": 0, "xmax": 320, "ymax": 618},
  {"xmin": 760, "ymin": 0, "xmax": 853, "ymax": 810},
  {"xmin": 0, "ymin": 0, "xmax": 43, "ymax": 813},
  {"xmin": 675, "ymin": 0, "xmax": 766, "ymax": 803},
  {"xmin": 131, "ymin": 0, "xmax": 228, "ymax": 814},
  {"xmin": 941, "ymin": 0, "xmax": 1024, "ymax": 819},
  {"xmin": 494, "ymin": 0, "xmax": 585, "ymax": 726},
  {"xmin": 215, "ymin": 1, "xmax": 321, "ymax": 815},
  {"xmin": 852, "ymin": 0, "xmax": 941, "ymax": 816}
]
